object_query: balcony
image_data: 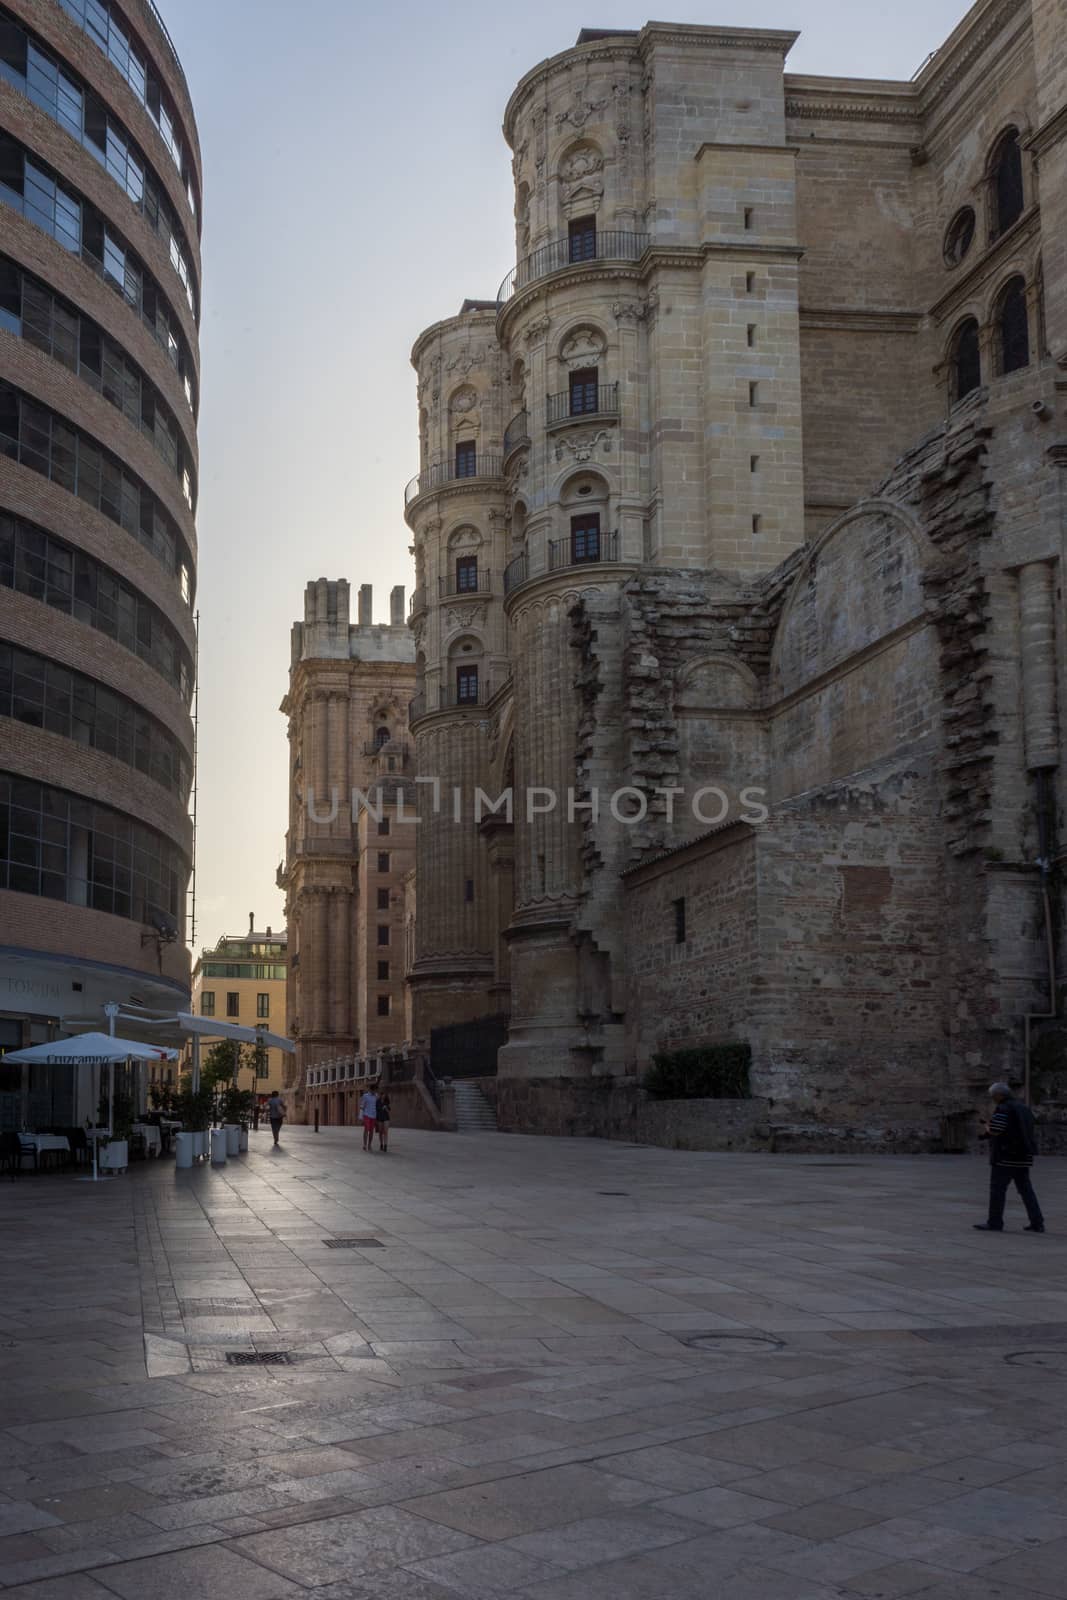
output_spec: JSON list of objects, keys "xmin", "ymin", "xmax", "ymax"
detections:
[
  {"xmin": 439, "ymin": 569, "xmax": 494, "ymax": 599},
  {"xmin": 504, "ymin": 552, "xmax": 528, "ymax": 594},
  {"xmin": 497, "ymin": 231, "xmax": 650, "ymax": 305},
  {"xmin": 404, "ymin": 455, "xmax": 503, "ymax": 507},
  {"xmin": 546, "ymin": 384, "xmax": 619, "ymax": 427},
  {"xmin": 503, "ymin": 409, "xmax": 530, "ymax": 457},
  {"xmin": 362, "ymin": 739, "xmax": 412, "ymax": 761},
  {"xmin": 408, "ymin": 679, "xmax": 501, "ymax": 729},
  {"xmin": 408, "ymin": 586, "xmax": 427, "ymax": 621},
  {"xmin": 549, "ymin": 529, "xmax": 619, "ymax": 571}
]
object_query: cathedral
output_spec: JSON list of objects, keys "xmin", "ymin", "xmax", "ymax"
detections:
[{"xmin": 293, "ymin": 0, "xmax": 1067, "ymax": 1146}]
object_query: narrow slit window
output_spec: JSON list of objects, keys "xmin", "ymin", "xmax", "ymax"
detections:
[
  {"xmin": 749, "ymin": 381, "xmax": 759, "ymax": 407},
  {"xmin": 673, "ymin": 897, "xmax": 686, "ymax": 944},
  {"xmin": 747, "ymin": 324, "xmax": 756, "ymax": 347},
  {"xmin": 750, "ymin": 454, "xmax": 760, "ymax": 473},
  {"xmin": 745, "ymin": 271, "xmax": 756, "ymax": 293},
  {"xmin": 752, "ymin": 513, "xmax": 761, "ymax": 534},
  {"xmin": 743, "ymin": 207, "xmax": 753, "ymax": 230}
]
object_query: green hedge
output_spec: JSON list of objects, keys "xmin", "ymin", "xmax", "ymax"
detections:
[{"xmin": 643, "ymin": 1042, "xmax": 751, "ymax": 1100}]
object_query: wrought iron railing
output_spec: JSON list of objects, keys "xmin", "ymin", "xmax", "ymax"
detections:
[
  {"xmin": 546, "ymin": 383, "xmax": 619, "ymax": 425},
  {"xmin": 504, "ymin": 552, "xmax": 528, "ymax": 594},
  {"xmin": 404, "ymin": 456, "xmax": 503, "ymax": 506},
  {"xmin": 409, "ymin": 680, "xmax": 498, "ymax": 727},
  {"xmin": 503, "ymin": 409, "xmax": 530, "ymax": 455},
  {"xmin": 497, "ymin": 231, "xmax": 650, "ymax": 304},
  {"xmin": 548, "ymin": 529, "xmax": 619, "ymax": 570},
  {"xmin": 408, "ymin": 586, "xmax": 426, "ymax": 620},
  {"xmin": 440, "ymin": 569, "xmax": 493, "ymax": 598}
]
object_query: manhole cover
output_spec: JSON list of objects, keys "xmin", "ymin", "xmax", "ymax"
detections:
[
  {"xmin": 684, "ymin": 1332, "xmax": 785, "ymax": 1354},
  {"xmin": 323, "ymin": 1237, "xmax": 384, "ymax": 1249},
  {"xmin": 225, "ymin": 1351, "xmax": 293, "ymax": 1366},
  {"xmin": 1005, "ymin": 1350, "xmax": 1067, "ymax": 1373}
]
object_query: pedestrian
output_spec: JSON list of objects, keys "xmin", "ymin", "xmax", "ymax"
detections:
[
  {"xmin": 359, "ymin": 1085, "xmax": 378, "ymax": 1152},
  {"xmin": 267, "ymin": 1092, "xmax": 285, "ymax": 1149},
  {"xmin": 974, "ymin": 1082, "xmax": 1045, "ymax": 1233},
  {"xmin": 377, "ymin": 1093, "xmax": 391, "ymax": 1153}
]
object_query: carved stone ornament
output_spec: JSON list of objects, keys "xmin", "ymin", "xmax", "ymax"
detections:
[
  {"xmin": 612, "ymin": 299, "xmax": 646, "ymax": 323},
  {"xmin": 449, "ymin": 386, "xmax": 478, "ymax": 414},
  {"xmin": 447, "ymin": 351, "xmax": 478, "ymax": 375},
  {"xmin": 555, "ymin": 97, "xmax": 607, "ymax": 129},
  {"xmin": 447, "ymin": 524, "xmax": 482, "ymax": 552},
  {"xmin": 445, "ymin": 601, "xmax": 488, "ymax": 631},
  {"xmin": 555, "ymin": 428, "xmax": 613, "ymax": 464},
  {"xmin": 561, "ymin": 327, "xmax": 606, "ymax": 367},
  {"xmin": 523, "ymin": 314, "xmax": 552, "ymax": 346},
  {"xmin": 559, "ymin": 143, "xmax": 603, "ymax": 182}
]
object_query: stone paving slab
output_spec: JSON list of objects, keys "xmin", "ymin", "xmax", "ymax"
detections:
[{"xmin": 1, "ymin": 1127, "xmax": 1066, "ymax": 1597}]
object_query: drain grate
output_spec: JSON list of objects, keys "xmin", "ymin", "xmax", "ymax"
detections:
[
  {"xmin": 684, "ymin": 1332, "xmax": 785, "ymax": 1354},
  {"xmin": 323, "ymin": 1237, "xmax": 384, "ymax": 1249},
  {"xmin": 225, "ymin": 1350, "xmax": 293, "ymax": 1366}
]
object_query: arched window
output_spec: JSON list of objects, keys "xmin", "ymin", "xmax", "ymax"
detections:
[
  {"xmin": 996, "ymin": 276, "xmax": 1029, "ymax": 374},
  {"xmin": 990, "ymin": 129, "xmax": 1024, "ymax": 238},
  {"xmin": 951, "ymin": 319, "xmax": 981, "ymax": 402},
  {"xmin": 374, "ymin": 725, "xmax": 390, "ymax": 749}
]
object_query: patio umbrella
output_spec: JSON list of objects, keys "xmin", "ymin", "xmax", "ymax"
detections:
[{"xmin": 2, "ymin": 1033, "xmax": 176, "ymax": 1181}]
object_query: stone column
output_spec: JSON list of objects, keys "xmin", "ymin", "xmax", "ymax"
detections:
[{"xmin": 1019, "ymin": 560, "xmax": 1059, "ymax": 771}]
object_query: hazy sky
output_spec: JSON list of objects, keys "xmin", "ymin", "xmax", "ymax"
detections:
[{"xmin": 166, "ymin": 0, "xmax": 969, "ymax": 952}]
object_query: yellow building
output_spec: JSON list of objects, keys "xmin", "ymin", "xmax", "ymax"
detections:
[{"xmin": 189, "ymin": 919, "xmax": 288, "ymax": 1094}]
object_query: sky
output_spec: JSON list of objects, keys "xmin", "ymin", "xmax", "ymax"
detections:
[{"xmin": 165, "ymin": 0, "xmax": 971, "ymax": 953}]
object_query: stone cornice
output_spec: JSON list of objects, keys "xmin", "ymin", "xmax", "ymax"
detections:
[
  {"xmin": 404, "ymin": 476, "xmax": 508, "ymax": 530},
  {"xmin": 503, "ymin": 25, "xmax": 798, "ymax": 146},
  {"xmin": 410, "ymin": 309, "xmax": 497, "ymax": 371},
  {"xmin": 784, "ymin": 90, "xmax": 919, "ymax": 126},
  {"xmin": 503, "ymin": 561, "xmax": 636, "ymax": 618},
  {"xmin": 912, "ymin": 0, "xmax": 1028, "ymax": 108},
  {"xmin": 694, "ymin": 142, "xmax": 798, "ymax": 160},
  {"xmin": 1028, "ymin": 103, "xmax": 1067, "ymax": 160},
  {"xmin": 800, "ymin": 307, "xmax": 923, "ymax": 334}
]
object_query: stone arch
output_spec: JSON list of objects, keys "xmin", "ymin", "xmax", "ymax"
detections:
[
  {"xmin": 446, "ymin": 631, "xmax": 486, "ymax": 704},
  {"xmin": 447, "ymin": 522, "xmax": 483, "ymax": 553},
  {"xmin": 675, "ymin": 654, "xmax": 760, "ymax": 711},
  {"xmin": 771, "ymin": 497, "xmax": 935, "ymax": 697},
  {"xmin": 946, "ymin": 314, "xmax": 982, "ymax": 404},
  {"xmin": 990, "ymin": 272, "xmax": 1030, "ymax": 375},
  {"xmin": 557, "ymin": 321, "xmax": 607, "ymax": 369},
  {"xmin": 985, "ymin": 122, "xmax": 1029, "ymax": 241}
]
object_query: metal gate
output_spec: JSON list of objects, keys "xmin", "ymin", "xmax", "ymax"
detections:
[{"xmin": 430, "ymin": 1015, "xmax": 508, "ymax": 1079}]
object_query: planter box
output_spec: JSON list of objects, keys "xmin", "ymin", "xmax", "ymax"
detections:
[{"xmin": 100, "ymin": 1139, "xmax": 128, "ymax": 1172}]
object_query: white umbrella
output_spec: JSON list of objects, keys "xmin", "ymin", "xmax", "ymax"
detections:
[{"xmin": 3, "ymin": 1032, "xmax": 176, "ymax": 1181}]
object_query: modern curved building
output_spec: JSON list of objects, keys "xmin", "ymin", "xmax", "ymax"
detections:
[{"xmin": 0, "ymin": 0, "xmax": 200, "ymax": 1097}]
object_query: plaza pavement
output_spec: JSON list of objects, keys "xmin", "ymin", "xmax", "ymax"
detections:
[{"xmin": 1, "ymin": 1127, "xmax": 1066, "ymax": 1600}]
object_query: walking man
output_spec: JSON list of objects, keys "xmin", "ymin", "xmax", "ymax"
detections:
[
  {"xmin": 974, "ymin": 1082, "xmax": 1045, "ymax": 1233},
  {"xmin": 267, "ymin": 1091, "xmax": 285, "ymax": 1149},
  {"xmin": 359, "ymin": 1085, "xmax": 378, "ymax": 1152}
]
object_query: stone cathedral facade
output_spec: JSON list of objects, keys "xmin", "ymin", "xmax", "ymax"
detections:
[{"xmin": 402, "ymin": 0, "xmax": 1067, "ymax": 1144}]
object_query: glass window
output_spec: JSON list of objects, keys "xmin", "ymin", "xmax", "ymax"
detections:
[
  {"xmin": 200, "ymin": 990, "xmax": 215, "ymax": 1016},
  {"xmin": 568, "ymin": 216, "xmax": 597, "ymax": 263},
  {"xmin": 569, "ymin": 367, "xmax": 599, "ymax": 415},
  {"xmin": 377, "ymin": 925, "xmax": 389, "ymax": 946},
  {"xmin": 377, "ymin": 888, "xmax": 389, "ymax": 910},
  {"xmin": 377, "ymin": 852, "xmax": 390, "ymax": 872},
  {"xmin": 377, "ymin": 960, "xmax": 390, "ymax": 980},
  {"xmin": 991, "ymin": 129, "xmax": 1024, "ymax": 238},
  {"xmin": 454, "ymin": 439, "xmax": 477, "ymax": 478},
  {"xmin": 571, "ymin": 514, "xmax": 601, "ymax": 564},
  {"xmin": 997, "ymin": 277, "xmax": 1029, "ymax": 374},
  {"xmin": 376, "ymin": 995, "xmax": 390, "ymax": 1017},
  {"xmin": 456, "ymin": 664, "xmax": 479, "ymax": 704},
  {"xmin": 226, "ymin": 992, "xmax": 239, "ymax": 1017},
  {"xmin": 378, "ymin": 816, "xmax": 390, "ymax": 836},
  {"xmin": 455, "ymin": 555, "xmax": 478, "ymax": 592},
  {"xmin": 256, "ymin": 993, "xmax": 269, "ymax": 1018},
  {"xmin": 952, "ymin": 320, "xmax": 981, "ymax": 401}
]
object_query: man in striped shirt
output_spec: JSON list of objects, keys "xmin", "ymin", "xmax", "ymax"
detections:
[{"xmin": 974, "ymin": 1082, "xmax": 1045, "ymax": 1233}]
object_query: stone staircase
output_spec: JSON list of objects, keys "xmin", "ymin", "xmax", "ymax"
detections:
[{"xmin": 452, "ymin": 1081, "xmax": 499, "ymax": 1132}]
